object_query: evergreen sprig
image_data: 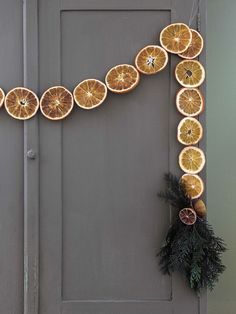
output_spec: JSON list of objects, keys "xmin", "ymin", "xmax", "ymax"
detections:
[
  {"xmin": 158, "ymin": 172, "xmax": 191, "ymax": 209},
  {"xmin": 157, "ymin": 173, "xmax": 226, "ymax": 292}
]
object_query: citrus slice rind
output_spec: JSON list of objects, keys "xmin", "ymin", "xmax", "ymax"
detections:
[
  {"xmin": 105, "ymin": 64, "xmax": 140, "ymax": 94},
  {"xmin": 179, "ymin": 208, "xmax": 197, "ymax": 225},
  {"xmin": 179, "ymin": 146, "xmax": 205, "ymax": 174},
  {"xmin": 0, "ymin": 88, "xmax": 5, "ymax": 108},
  {"xmin": 135, "ymin": 45, "xmax": 168, "ymax": 75},
  {"xmin": 160, "ymin": 23, "xmax": 192, "ymax": 54},
  {"xmin": 5, "ymin": 87, "xmax": 39, "ymax": 120},
  {"xmin": 0, "ymin": 88, "xmax": 5, "ymax": 107},
  {"xmin": 176, "ymin": 87, "xmax": 204, "ymax": 117},
  {"xmin": 40, "ymin": 86, "xmax": 74, "ymax": 120},
  {"xmin": 73, "ymin": 79, "xmax": 107, "ymax": 110},
  {"xmin": 178, "ymin": 29, "xmax": 204, "ymax": 59},
  {"xmin": 181, "ymin": 174, "xmax": 204, "ymax": 199},
  {"xmin": 175, "ymin": 60, "xmax": 205, "ymax": 88},
  {"xmin": 177, "ymin": 117, "xmax": 203, "ymax": 145}
]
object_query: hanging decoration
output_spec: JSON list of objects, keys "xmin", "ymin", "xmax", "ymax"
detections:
[
  {"xmin": 181, "ymin": 173, "xmax": 204, "ymax": 199},
  {"xmin": 179, "ymin": 146, "xmax": 206, "ymax": 174},
  {"xmin": 73, "ymin": 79, "xmax": 107, "ymax": 110},
  {"xmin": 0, "ymin": 18, "xmax": 226, "ymax": 292},
  {"xmin": 159, "ymin": 23, "xmax": 192, "ymax": 54},
  {"xmin": 105, "ymin": 64, "xmax": 140, "ymax": 94},
  {"xmin": 177, "ymin": 117, "xmax": 203, "ymax": 145},
  {"xmin": 176, "ymin": 87, "xmax": 204, "ymax": 117},
  {"xmin": 5, "ymin": 87, "xmax": 39, "ymax": 120},
  {"xmin": 40, "ymin": 86, "xmax": 73, "ymax": 120},
  {"xmin": 135, "ymin": 45, "xmax": 168, "ymax": 75},
  {"xmin": 178, "ymin": 28, "xmax": 204, "ymax": 59},
  {"xmin": 175, "ymin": 59, "xmax": 205, "ymax": 87},
  {"xmin": 0, "ymin": 24, "xmax": 206, "ymax": 119},
  {"xmin": 158, "ymin": 173, "xmax": 226, "ymax": 292}
]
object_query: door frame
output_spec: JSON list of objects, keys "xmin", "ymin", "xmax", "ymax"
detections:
[{"xmin": 23, "ymin": 0, "xmax": 39, "ymax": 313}]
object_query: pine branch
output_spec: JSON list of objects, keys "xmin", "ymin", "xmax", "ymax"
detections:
[
  {"xmin": 158, "ymin": 173, "xmax": 191, "ymax": 210},
  {"xmin": 157, "ymin": 173, "xmax": 226, "ymax": 292}
]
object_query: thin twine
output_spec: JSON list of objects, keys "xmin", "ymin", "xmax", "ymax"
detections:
[{"xmin": 188, "ymin": 0, "xmax": 202, "ymax": 27}]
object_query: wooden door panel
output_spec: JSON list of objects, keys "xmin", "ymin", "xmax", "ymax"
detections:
[{"xmin": 61, "ymin": 8, "xmax": 170, "ymax": 301}]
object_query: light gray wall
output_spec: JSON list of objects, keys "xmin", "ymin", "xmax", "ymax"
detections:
[{"xmin": 207, "ymin": 0, "xmax": 236, "ymax": 313}]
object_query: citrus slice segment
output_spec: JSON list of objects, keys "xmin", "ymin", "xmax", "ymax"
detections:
[
  {"xmin": 160, "ymin": 23, "xmax": 192, "ymax": 54},
  {"xmin": 5, "ymin": 87, "xmax": 39, "ymax": 120},
  {"xmin": 181, "ymin": 174, "xmax": 204, "ymax": 199},
  {"xmin": 105, "ymin": 64, "xmax": 140, "ymax": 94},
  {"xmin": 177, "ymin": 117, "xmax": 203, "ymax": 145},
  {"xmin": 176, "ymin": 87, "xmax": 204, "ymax": 117},
  {"xmin": 178, "ymin": 29, "xmax": 204, "ymax": 59},
  {"xmin": 135, "ymin": 45, "xmax": 168, "ymax": 75},
  {"xmin": 73, "ymin": 79, "xmax": 107, "ymax": 110},
  {"xmin": 179, "ymin": 208, "xmax": 197, "ymax": 225},
  {"xmin": 179, "ymin": 146, "xmax": 205, "ymax": 174},
  {"xmin": 0, "ymin": 88, "xmax": 5, "ymax": 108},
  {"xmin": 175, "ymin": 60, "xmax": 205, "ymax": 87},
  {"xmin": 40, "ymin": 86, "xmax": 73, "ymax": 120}
]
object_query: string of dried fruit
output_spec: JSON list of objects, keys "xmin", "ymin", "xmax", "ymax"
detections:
[
  {"xmin": 158, "ymin": 23, "xmax": 225, "ymax": 292},
  {"xmin": 0, "ymin": 32, "xmax": 169, "ymax": 119},
  {"xmin": 0, "ymin": 19, "xmax": 225, "ymax": 292}
]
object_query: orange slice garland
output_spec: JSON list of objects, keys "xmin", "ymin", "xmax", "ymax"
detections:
[
  {"xmin": 40, "ymin": 86, "xmax": 74, "ymax": 120},
  {"xmin": 175, "ymin": 60, "xmax": 205, "ymax": 88},
  {"xmin": 5, "ymin": 87, "xmax": 39, "ymax": 120},
  {"xmin": 160, "ymin": 23, "xmax": 192, "ymax": 54},
  {"xmin": 176, "ymin": 87, "xmax": 204, "ymax": 117},
  {"xmin": 1, "ymin": 24, "xmax": 207, "ymax": 205},
  {"xmin": 178, "ymin": 29, "xmax": 204, "ymax": 59},
  {"xmin": 105, "ymin": 64, "xmax": 140, "ymax": 94},
  {"xmin": 135, "ymin": 45, "xmax": 168, "ymax": 75},
  {"xmin": 73, "ymin": 79, "xmax": 107, "ymax": 110}
]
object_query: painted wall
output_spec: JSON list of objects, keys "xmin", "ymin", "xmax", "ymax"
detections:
[{"xmin": 207, "ymin": 0, "xmax": 236, "ymax": 313}]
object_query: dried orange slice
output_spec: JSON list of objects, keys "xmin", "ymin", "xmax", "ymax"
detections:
[
  {"xmin": 73, "ymin": 79, "xmax": 107, "ymax": 110},
  {"xmin": 179, "ymin": 146, "xmax": 205, "ymax": 174},
  {"xmin": 179, "ymin": 208, "xmax": 197, "ymax": 225},
  {"xmin": 5, "ymin": 87, "xmax": 39, "ymax": 120},
  {"xmin": 160, "ymin": 23, "xmax": 192, "ymax": 54},
  {"xmin": 40, "ymin": 86, "xmax": 73, "ymax": 120},
  {"xmin": 176, "ymin": 88, "xmax": 204, "ymax": 117},
  {"xmin": 0, "ymin": 88, "xmax": 5, "ymax": 108},
  {"xmin": 177, "ymin": 117, "xmax": 203, "ymax": 145},
  {"xmin": 175, "ymin": 60, "xmax": 205, "ymax": 87},
  {"xmin": 105, "ymin": 64, "xmax": 140, "ymax": 94},
  {"xmin": 181, "ymin": 174, "xmax": 204, "ymax": 199},
  {"xmin": 135, "ymin": 45, "xmax": 168, "ymax": 75},
  {"xmin": 178, "ymin": 29, "xmax": 204, "ymax": 59}
]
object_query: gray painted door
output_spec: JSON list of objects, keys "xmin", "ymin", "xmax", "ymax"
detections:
[
  {"xmin": 0, "ymin": 1, "xmax": 24, "ymax": 314},
  {"xmin": 0, "ymin": 1, "xmax": 206, "ymax": 314}
]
